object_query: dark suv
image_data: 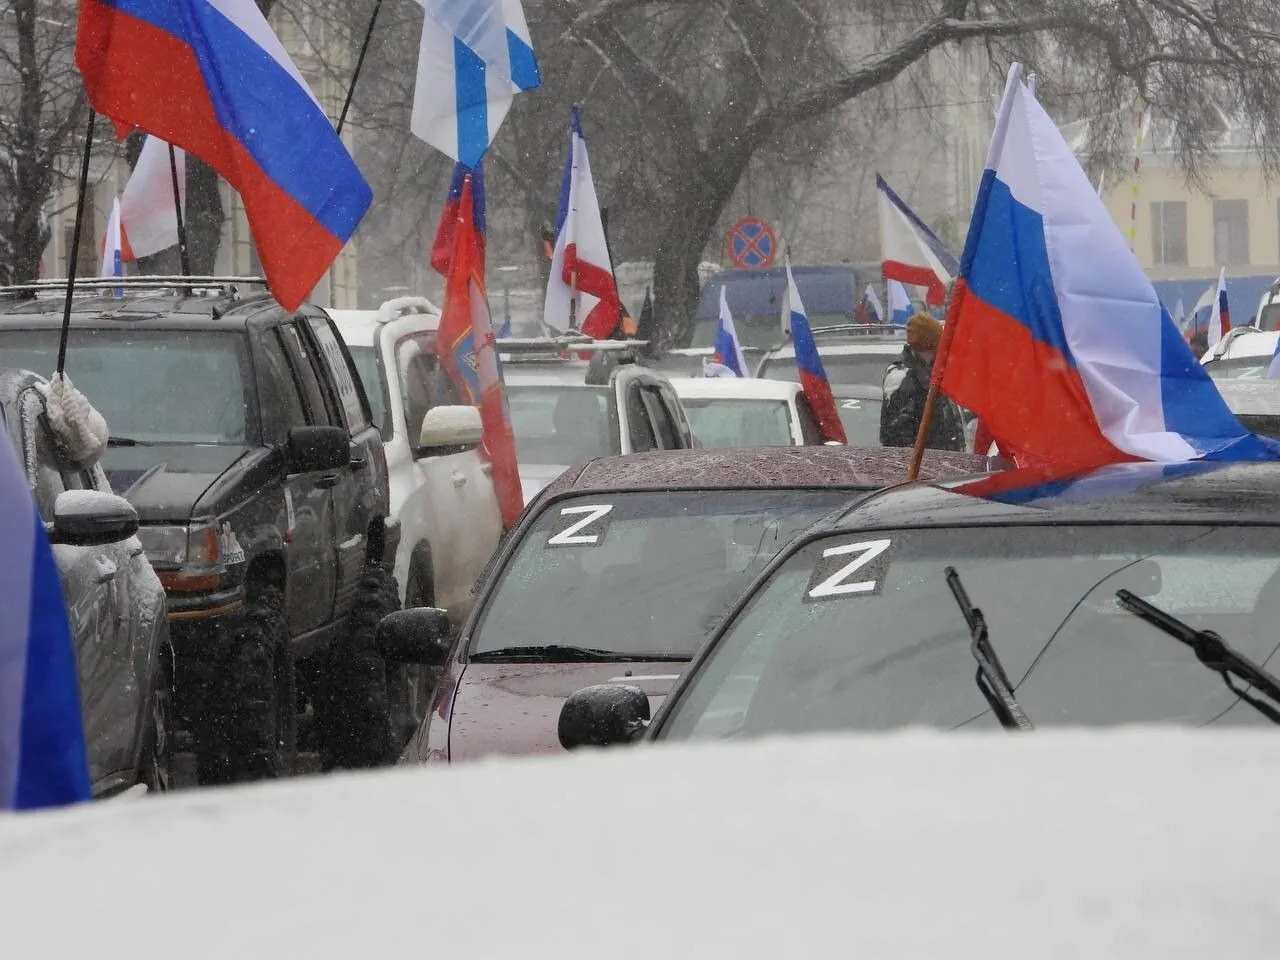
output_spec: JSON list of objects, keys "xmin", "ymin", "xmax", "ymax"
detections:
[{"xmin": 0, "ymin": 280, "xmax": 403, "ymax": 784}]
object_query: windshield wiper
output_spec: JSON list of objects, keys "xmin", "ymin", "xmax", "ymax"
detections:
[
  {"xmin": 1116, "ymin": 590, "xmax": 1280, "ymax": 725},
  {"xmin": 945, "ymin": 566, "xmax": 1035, "ymax": 731},
  {"xmin": 470, "ymin": 645, "xmax": 688, "ymax": 663},
  {"xmin": 107, "ymin": 436, "xmax": 158, "ymax": 447}
]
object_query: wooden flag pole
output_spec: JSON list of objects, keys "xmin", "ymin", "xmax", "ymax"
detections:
[
  {"xmin": 57, "ymin": 110, "xmax": 98, "ymax": 376},
  {"xmin": 906, "ymin": 280, "xmax": 958, "ymax": 481},
  {"xmin": 336, "ymin": 0, "xmax": 384, "ymax": 136}
]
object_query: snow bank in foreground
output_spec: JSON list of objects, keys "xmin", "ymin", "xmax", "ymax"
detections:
[{"xmin": 2, "ymin": 730, "xmax": 1278, "ymax": 958}]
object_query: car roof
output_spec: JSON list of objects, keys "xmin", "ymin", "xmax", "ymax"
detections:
[
  {"xmin": 504, "ymin": 373, "xmax": 603, "ymax": 387},
  {"xmin": 327, "ymin": 310, "xmax": 381, "ymax": 347},
  {"xmin": 0, "ymin": 290, "xmax": 288, "ymax": 332},
  {"xmin": 1219, "ymin": 328, "xmax": 1280, "ymax": 360},
  {"xmin": 668, "ymin": 377, "xmax": 800, "ymax": 400},
  {"xmin": 812, "ymin": 460, "xmax": 1280, "ymax": 535},
  {"xmin": 1216, "ymin": 377, "xmax": 1280, "ymax": 415},
  {"xmin": 540, "ymin": 446, "xmax": 996, "ymax": 498},
  {"xmin": 831, "ymin": 382, "xmax": 883, "ymax": 400}
]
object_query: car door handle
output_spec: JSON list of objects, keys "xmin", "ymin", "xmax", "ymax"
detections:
[
  {"xmin": 94, "ymin": 558, "xmax": 118, "ymax": 583},
  {"xmin": 349, "ymin": 446, "xmax": 367, "ymax": 467},
  {"xmin": 452, "ymin": 471, "xmax": 467, "ymax": 488},
  {"xmin": 317, "ymin": 474, "xmax": 340, "ymax": 489}
]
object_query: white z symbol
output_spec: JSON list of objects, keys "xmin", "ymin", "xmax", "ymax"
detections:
[
  {"xmin": 807, "ymin": 539, "xmax": 893, "ymax": 599},
  {"xmin": 546, "ymin": 504, "xmax": 614, "ymax": 546}
]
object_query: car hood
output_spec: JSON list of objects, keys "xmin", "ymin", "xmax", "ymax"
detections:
[
  {"xmin": 449, "ymin": 661, "xmax": 684, "ymax": 762},
  {"xmin": 103, "ymin": 444, "xmax": 252, "ymax": 523},
  {"xmin": 518, "ymin": 464, "xmax": 571, "ymax": 504}
]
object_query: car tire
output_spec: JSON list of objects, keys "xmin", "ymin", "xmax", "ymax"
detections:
[
  {"xmin": 139, "ymin": 654, "xmax": 173, "ymax": 794},
  {"xmin": 316, "ymin": 565, "xmax": 398, "ymax": 771},
  {"xmin": 387, "ymin": 565, "xmax": 435, "ymax": 750},
  {"xmin": 212, "ymin": 583, "xmax": 297, "ymax": 783}
]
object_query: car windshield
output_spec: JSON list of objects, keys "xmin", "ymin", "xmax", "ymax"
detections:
[
  {"xmin": 346, "ymin": 345, "xmax": 392, "ymax": 438},
  {"xmin": 659, "ymin": 524, "xmax": 1280, "ymax": 739},
  {"xmin": 0, "ymin": 328, "xmax": 253, "ymax": 444},
  {"xmin": 759, "ymin": 353, "xmax": 894, "ymax": 386},
  {"xmin": 835, "ymin": 395, "xmax": 882, "ymax": 447},
  {"xmin": 1258, "ymin": 305, "xmax": 1280, "ymax": 332},
  {"xmin": 682, "ymin": 398, "xmax": 792, "ymax": 448},
  {"xmin": 1204, "ymin": 355, "xmax": 1275, "ymax": 379},
  {"xmin": 471, "ymin": 489, "xmax": 860, "ymax": 659},
  {"xmin": 506, "ymin": 384, "xmax": 613, "ymax": 464}
]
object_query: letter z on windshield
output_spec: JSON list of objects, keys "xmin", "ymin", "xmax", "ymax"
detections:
[
  {"xmin": 804, "ymin": 538, "xmax": 892, "ymax": 601},
  {"xmin": 546, "ymin": 504, "xmax": 615, "ymax": 547}
]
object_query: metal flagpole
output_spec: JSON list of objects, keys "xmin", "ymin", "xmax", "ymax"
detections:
[
  {"xmin": 57, "ymin": 110, "xmax": 98, "ymax": 376},
  {"xmin": 337, "ymin": 0, "xmax": 384, "ymax": 137},
  {"xmin": 168, "ymin": 144, "xmax": 193, "ymax": 292}
]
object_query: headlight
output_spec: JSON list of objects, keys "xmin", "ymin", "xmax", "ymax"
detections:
[
  {"xmin": 137, "ymin": 524, "xmax": 224, "ymax": 593},
  {"xmin": 136, "ymin": 524, "xmax": 221, "ymax": 570}
]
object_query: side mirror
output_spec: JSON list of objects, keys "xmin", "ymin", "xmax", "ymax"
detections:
[
  {"xmin": 558, "ymin": 684, "xmax": 650, "ymax": 750},
  {"xmin": 49, "ymin": 490, "xmax": 139, "ymax": 546},
  {"xmin": 376, "ymin": 607, "xmax": 453, "ymax": 665},
  {"xmin": 288, "ymin": 426, "xmax": 349, "ymax": 473},
  {"xmin": 417, "ymin": 405, "xmax": 483, "ymax": 457}
]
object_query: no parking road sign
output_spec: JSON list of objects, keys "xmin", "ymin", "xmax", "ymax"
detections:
[{"xmin": 725, "ymin": 217, "xmax": 778, "ymax": 269}]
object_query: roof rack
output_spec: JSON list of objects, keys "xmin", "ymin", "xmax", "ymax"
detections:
[
  {"xmin": 809, "ymin": 323, "xmax": 907, "ymax": 337},
  {"xmin": 496, "ymin": 335, "xmax": 650, "ymax": 358},
  {"xmin": 0, "ymin": 276, "xmax": 268, "ymax": 298}
]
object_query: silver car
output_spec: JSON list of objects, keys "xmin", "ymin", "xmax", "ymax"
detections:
[{"xmin": 0, "ymin": 370, "xmax": 170, "ymax": 796}]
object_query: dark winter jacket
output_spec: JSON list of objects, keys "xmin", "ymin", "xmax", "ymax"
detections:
[{"xmin": 879, "ymin": 347, "xmax": 966, "ymax": 451}]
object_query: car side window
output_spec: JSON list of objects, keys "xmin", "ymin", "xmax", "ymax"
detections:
[
  {"xmin": 641, "ymin": 385, "xmax": 681, "ymax": 450},
  {"xmin": 279, "ymin": 323, "xmax": 338, "ymax": 427},
  {"xmin": 308, "ymin": 317, "xmax": 371, "ymax": 433},
  {"xmin": 257, "ymin": 329, "xmax": 309, "ymax": 439},
  {"xmin": 626, "ymin": 383, "xmax": 658, "ymax": 452}
]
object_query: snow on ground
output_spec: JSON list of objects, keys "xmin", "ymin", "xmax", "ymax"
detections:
[{"xmin": 2, "ymin": 730, "xmax": 1279, "ymax": 958}]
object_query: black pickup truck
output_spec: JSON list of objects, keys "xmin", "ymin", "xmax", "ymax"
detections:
[{"xmin": 0, "ymin": 281, "xmax": 405, "ymax": 784}]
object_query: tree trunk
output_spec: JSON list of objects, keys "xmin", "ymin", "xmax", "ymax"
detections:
[
  {"xmin": 651, "ymin": 144, "xmax": 753, "ymax": 348},
  {"xmin": 184, "ymin": 160, "xmax": 225, "ymax": 275}
]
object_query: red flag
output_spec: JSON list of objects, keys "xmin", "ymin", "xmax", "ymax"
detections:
[{"xmin": 436, "ymin": 177, "xmax": 524, "ymax": 528}]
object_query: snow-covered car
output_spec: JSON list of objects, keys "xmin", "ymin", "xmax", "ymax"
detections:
[
  {"xmin": 0, "ymin": 369, "xmax": 170, "ymax": 796},
  {"xmin": 504, "ymin": 353, "xmax": 695, "ymax": 503},
  {"xmin": 3, "ymin": 731, "xmax": 1271, "ymax": 959},
  {"xmin": 669, "ymin": 377, "xmax": 824, "ymax": 447},
  {"xmin": 754, "ymin": 325, "xmax": 907, "ymax": 385},
  {"xmin": 1201, "ymin": 326, "xmax": 1279, "ymax": 378}
]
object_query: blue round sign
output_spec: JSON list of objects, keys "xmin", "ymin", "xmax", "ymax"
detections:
[{"xmin": 726, "ymin": 217, "xmax": 778, "ymax": 269}]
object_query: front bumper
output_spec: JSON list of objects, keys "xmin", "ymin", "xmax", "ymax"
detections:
[{"xmin": 165, "ymin": 583, "xmax": 246, "ymax": 622}]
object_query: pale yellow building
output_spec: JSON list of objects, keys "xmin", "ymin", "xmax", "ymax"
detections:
[{"xmin": 1097, "ymin": 122, "xmax": 1279, "ymax": 284}]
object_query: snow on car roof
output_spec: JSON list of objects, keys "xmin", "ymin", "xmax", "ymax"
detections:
[
  {"xmin": 327, "ymin": 309, "xmax": 381, "ymax": 347},
  {"xmin": 1213, "ymin": 328, "xmax": 1279, "ymax": 361},
  {"xmin": 668, "ymin": 377, "xmax": 801, "ymax": 401},
  {"xmin": 765, "ymin": 340, "xmax": 905, "ymax": 360},
  {"xmin": 2, "ymin": 731, "xmax": 1277, "ymax": 958}
]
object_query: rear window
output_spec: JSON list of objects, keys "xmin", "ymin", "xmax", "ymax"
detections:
[
  {"xmin": 759, "ymin": 353, "xmax": 896, "ymax": 386},
  {"xmin": 682, "ymin": 398, "xmax": 793, "ymax": 448}
]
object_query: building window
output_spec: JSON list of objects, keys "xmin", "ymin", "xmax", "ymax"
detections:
[
  {"xmin": 1150, "ymin": 201, "xmax": 1187, "ymax": 266},
  {"xmin": 1213, "ymin": 199, "xmax": 1250, "ymax": 266}
]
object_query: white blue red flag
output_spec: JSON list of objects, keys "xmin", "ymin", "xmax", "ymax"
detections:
[
  {"xmin": 708, "ymin": 286, "xmax": 749, "ymax": 377},
  {"xmin": 436, "ymin": 175, "xmax": 524, "ymax": 527},
  {"xmin": 787, "ymin": 260, "xmax": 848, "ymax": 444},
  {"xmin": 857, "ymin": 284, "xmax": 884, "ymax": 325},
  {"xmin": 935, "ymin": 64, "xmax": 1277, "ymax": 470},
  {"xmin": 431, "ymin": 160, "xmax": 486, "ymax": 277},
  {"xmin": 119, "ymin": 136, "xmax": 186, "ymax": 261},
  {"xmin": 0, "ymin": 431, "xmax": 90, "ymax": 810},
  {"xmin": 1208, "ymin": 268, "xmax": 1231, "ymax": 348},
  {"xmin": 100, "ymin": 197, "xmax": 124, "ymax": 296},
  {"xmin": 543, "ymin": 108, "xmax": 622, "ymax": 339},
  {"xmin": 887, "ymin": 279, "xmax": 912, "ymax": 327},
  {"xmin": 877, "ymin": 172, "xmax": 958, "ymax": 306},
  {"xmin": 411, "ymin": 0, "xmax": 540, "ymax": 169},
  {"xmin": 77, "ymin": 0, "xmax": 372, "ymax": 311}
]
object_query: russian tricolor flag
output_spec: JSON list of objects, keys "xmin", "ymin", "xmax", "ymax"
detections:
[
  {"xmin": 935, "ymin": 64, "xmax": 1276, "ymax": 470},
  {"xmin": 877, "ymin": 173, "xmax": 959, "ymax": 307},
  {"xmin": 709, "ymin": 286, "xmax": 749, "ymax": 377},
  {"xmin": 0, "ymin": 429, "xmax": 90, "ymax": 810},
  {"xmin": 887, "ymin": 279, "xmax": 912, "ymax": 327},
  {"xmin": 77, "ymin": 0, "xmax": 372, "ymax": 311},
  {"xmin": 1208, "ymin": 268, "xmax": 1231, "ymax": 348},
  {"xmin": 787, "ymin": 261, "xmax": 848, "ymax": 445},
  {"xmin": 431, "ymin": 160, "xmax": 486, "ymax": 278}
]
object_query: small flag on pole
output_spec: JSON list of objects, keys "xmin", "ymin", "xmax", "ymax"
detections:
[
  {"xmin": 887, "ymin": 279, "xmax": 912, "ymax": 327},
  {"xmin": 856, "ymin": 284, "xmax": 883, "ymax": 325},
  {"xmin": 100, "ymin": 197, "xmax": 124, "ymax": 297},
  {"xmin": 543, "ymin": 108, "xmax": 622, "ymax": 339},
  {"xmin": 786, "ymin": 258, "xmax": 847, "ymax": 444},
  {"xmin": 706, "ymin": 286, "xmax": 748, "ymax": 377},
  {"xmin": 431, "ymin": 160, "xmax": 486, "ymax": 277},
  {"xmin": 120, "ymin": 136, "xmax": 186, "ymax": 261},
  {"xmin": 1208, "ymin": 268, "xmax": 1231, "ymax": 348},
  {"xmin": 877, "ymin": 173, "xmax": 959, "ymax": 306}
]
